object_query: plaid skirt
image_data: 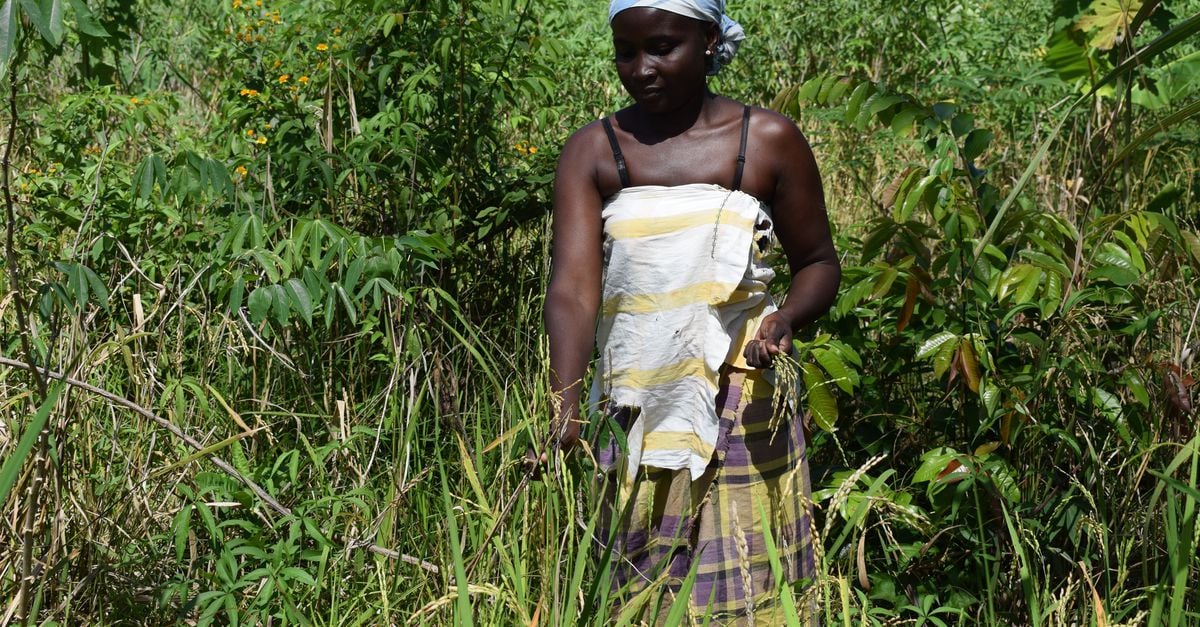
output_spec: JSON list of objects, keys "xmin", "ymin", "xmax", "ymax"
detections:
[{"xmin": 596, "ymin": 367, "xmax": 816, "ymax": 625}]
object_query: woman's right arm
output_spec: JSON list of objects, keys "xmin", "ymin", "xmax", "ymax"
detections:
[{"xmin": 545, "ymin": 125, "xmax": 604, "ymax": 451}]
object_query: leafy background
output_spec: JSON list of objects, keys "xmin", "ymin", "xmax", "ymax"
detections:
[{"xmin": 0, "ymin": 0, "xmax": 1198, "ymax": 624}]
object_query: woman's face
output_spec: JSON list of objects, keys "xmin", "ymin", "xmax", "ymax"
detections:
[{"xmin": 610, "ymin": 8, "xmax": 717, "ymax": 114}]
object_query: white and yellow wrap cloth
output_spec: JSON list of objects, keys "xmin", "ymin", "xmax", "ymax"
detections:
[{"xmin": 590, "ymin": 183, "xmax": 776, "ymax": 481}]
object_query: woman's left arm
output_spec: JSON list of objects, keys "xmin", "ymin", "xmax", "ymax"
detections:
[{"xmin": 744, "ymin": 113, "xmax": 841, "ymax": 368}]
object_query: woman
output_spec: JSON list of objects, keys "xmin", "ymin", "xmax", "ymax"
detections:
[{"xmin": 542, "ymin": 0, "xmax": 840, "ymax": 621}]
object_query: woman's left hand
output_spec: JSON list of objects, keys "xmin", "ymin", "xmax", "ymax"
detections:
[{"xmin": 744, "ymin": 312, "xmax": 792, "ymax": 368}]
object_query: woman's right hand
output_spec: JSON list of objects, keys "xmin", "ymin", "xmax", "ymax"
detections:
[{"xmin": 524, "ymin": 405, "xmax": 582, "ymax": 476}]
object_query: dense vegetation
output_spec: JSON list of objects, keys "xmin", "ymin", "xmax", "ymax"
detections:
[{"xmin": 1, "ymin": 0, "xmax": 1198, "ymax": 624}]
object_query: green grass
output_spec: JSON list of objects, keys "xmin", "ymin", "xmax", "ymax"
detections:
[{"xmin": 0, "ymin": 0, "xmax": 1198, "ymax": 624}]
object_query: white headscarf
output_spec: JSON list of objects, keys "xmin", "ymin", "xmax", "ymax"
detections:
[{"xmin": 608, "ymin": 0, "xmax": 745, "ymax": 75}]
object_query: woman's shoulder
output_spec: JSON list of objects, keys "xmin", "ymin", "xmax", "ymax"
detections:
[{"xmin": 745, "ymin": 103, "xmax": 809, "ymax": 149}]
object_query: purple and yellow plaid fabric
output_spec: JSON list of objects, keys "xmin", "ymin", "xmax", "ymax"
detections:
[{"xmin": 597, "ymin": 367, "xmax": 816, "ymax": 625}]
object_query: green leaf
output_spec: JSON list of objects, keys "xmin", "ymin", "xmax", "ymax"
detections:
[
  {"xmin": 890, "ymin": 105, "xmax": 921, "ymax": 138},
  {"xmin": 0, "ymin": 0, "xmax": 18, "ymax": 79},
  {"xmin": 844, "ymin": 81, "xmax": 872, "ymax": 124},
  {"xmin": 0, "ymin": 384, "xmax": 63, "ymax": 505},
  {"xmin": 1090, "ymin": 242, "xmax": 1139, "ymax": 286},
  {"xmin": 172, "ymin": 504, "xmax": 192, "ymax": 564},
  {"xmin": 1013, "ymin": 266, "xmax": 1044, "ymax": 305},
  {"xmin": 963, "ymin": 129, "xmax": 993, "ymax": 162},
  {"xmin": 271, "ymin": 283, "xmax": 290, "ymax": 326},
  {"xmin": 67, "ymin": 0, "xmax": 107, "ymax": 37},
  {"xmin": 1092, "ymin": 387, "xmax": 1130, "ymax": 442},
  {"xmin": 80, "ymin": 264, "xmax": 109, "ymax": 312},
  {"xmin": 916, "ymin": 331, "xmax": 958, "ymax": 359},
  {"xmin": 913, "ymin": 447, "xmax": 959, "ymax": 483},
  {"xmin": 247, "ymin": 285, "xmax": 272, "ymax": 323},
  {"xmin": 22, "ymin": 0, "xmax": 61, "ymax": 45},
  {"xmin": 1076, "ymin": 0, "xmax": 1143, "ymax": 51},
  {"xmin": 796, "ymin": 75, "xmax": 823, "ymax": 102},
  {"xmin": 228, "ymin": 275, "xmax": 245, "ymax": 314},
  {"xmin": 281, "ymin": 567, "xmax": 317, "ymax": 587},
  {"xmin": 813, "ymin": 347, "xmax": 856, "ymax": 394},
  {"xmin": 899, "ymin": 175, "xmax": 936, "ymax": 222},
  {"xmin": 1112, "ymin": 230, "xmax": 1146, "ymax": 273},
  {"xmin": 933, "ymin": 338, "xmax": 957, "ymax": 379},
  {"xmin": 285, "ymin": 278, "xmax": 313, "ymax": 326},
  {"xmin": 801, "ymin": 362, "xmax": 838, "ymax": 432}
]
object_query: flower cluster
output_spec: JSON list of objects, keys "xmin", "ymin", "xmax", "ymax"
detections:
[{"xmin": 514, "ymin": 142, "xmax": 538, "ymax": 155}]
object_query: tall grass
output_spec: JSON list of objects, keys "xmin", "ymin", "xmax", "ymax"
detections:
[{"xmin": 0, "ymin": 0, "xmax": 1198, "ymax": 624}]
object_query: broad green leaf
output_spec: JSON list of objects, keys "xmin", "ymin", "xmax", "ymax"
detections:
[
  {"xmin": 333, "ymin": 283, "xmax": 356, "ymax": 325},
  {"xmin": 1013, "ymin": 266, "xmax": 1044, "ymax": 305},
  {"xmin": 1076, "ymin": 0, "xmax": 1143, "ymax": 51},
  {"xmin": 981, "ymin": 380, "xmax": 1001, "ymax": 418},
  {"xmin": 916, "ymin": 331, "xmax": 958, "ymax": 359},
  {"xmin": 958, "ymin": 338, "xmax": 981, "ymax": 393},
  {"xmin": 899, "ymin": 175, "xmax": 936, "ymax": 222},
  {"xmin": 1111, "ymin": 230, "xmax": 1146, "ymax": 273},
  {"xmin": 890, "ymin": 105, "xmax": 921, "ymax": 138},
  {"xmin": 67, "ymin": 0, "xmax": 107, "ymax": 37},
  {"xmin": 285, "ymin": 278, "xmax": 312, "ymax": 326},
  {"xmin": 247, "ymin": 285, "xmax": 272, "ymax": 323},
  {"xmin": 1090, "ymin": 242, "xmax": 1139, "ymax": 286},
  {"xmin": 813, "ymin": 347, "xmax": 857, "ymax": 394},
  {"xmin": 796, "ymin": 75, "xmax": 823, "ymax": 102},
  {"xmin": 224, "ymin": 274, "xmax": 246, "ymax": 317},
  {"xmin": 21, "ymin": 0, "xmax": 61, "ymax": 45},
  {"xmin": 933, "ymin": 337, "xmax": 957, "ymax": 378},
  {"xmin": 871, "ymin": 264, "xmax": 899, "ymax": 298},
  {"xmin": 801, "ymin": 362, "xmax": 838, "ymax": 432},
  {"xmin": 270, "ymin": 283, "xmax": 290, "ymax": 325},
  {"xmin": 913, "ymin": 447, "xmax": 958, "ymax": 483},
  {"xmin": 844, "ymin": 81, "xmax": 872, "ymax": 124},
  {"xmin": 0, "ymin": 0, "xmax": 16, "ymax": 78},
  {"xmin": 1042, "ymin": 270, "xmax": 1062, "ymax": 318},
  {"xmin": 963, "ymin": 129, "xmax": 993, "ymax": 162},
  {"xmin": 1182, "ymin": 230, "xmax": 1200, "ymax": 265},
  {"xmin": 80, "ymin": 264, "xmax": 109, "ymax": 312},
  {"xmin": 816, "ymin": 75, "xmax": 842, "ymax": 104}
]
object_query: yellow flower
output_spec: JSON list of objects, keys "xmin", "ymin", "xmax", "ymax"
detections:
[
  {"xmin": 298, "ymin": 75, "xmax": 309, "ymax": 85},
  {"xmin": 129, "ymin": 97, "xmax": 139, "ymax": 104},
  {"xmin": 235, "ymin": 165, "xmax": 248, "ymax": 176},
  {"xmin": 333, "ymin": 27, "xmax": 342, "ymax": 35},
  {"xmin": 278, "ymin": 74, "xmax": 290, "ymax": 84},
  {"xmin": 316, "ymin": 43, "xmax": 328, "ymax": 51},
  {"xmin": 232, "ymin": 0, "xmax": 241, "ymax": 7},
  {"xmin": 256, "ymin": 136, "xmax": 268, "ymax": 145},
  {"xmin": 246, "ymin": 128, "xmax": 256, "ymax": 136},
  {"xmin": 528, "ymin": 146, "xmax": 538, "ymax": 154},
  {"xmin": 273, "ymin": 59, "xmax": 281, "ymax": 68},
  {"xmin": 514, "ymin": 143, "xmax": 526, "ymax": 154},
  {"xmin": 254, "ymin": 0, "xmax": 262, "ymax": 5}
]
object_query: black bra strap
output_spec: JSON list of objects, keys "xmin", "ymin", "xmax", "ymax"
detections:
[
  {"xmin": 601, "ymin": 117, "xmax": 631, "ymax": 189},
  {"xmin": 731, "ymin": 105, "xmax": 751, "ymax": 191}
]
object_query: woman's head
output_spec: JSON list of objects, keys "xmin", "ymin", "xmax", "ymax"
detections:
[{"xmin": 608, "ymin": 0, "xmax": 744, "ymax": 76}]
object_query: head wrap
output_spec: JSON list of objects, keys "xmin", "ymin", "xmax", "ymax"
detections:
[{"xmin": 608, "ymin": 0, "xmax": 745, "ymax": 75}]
